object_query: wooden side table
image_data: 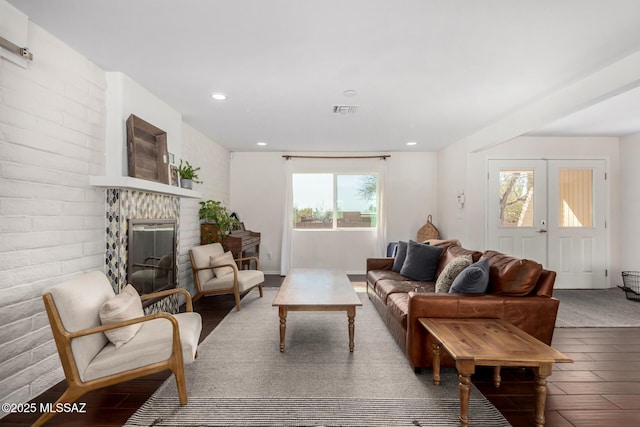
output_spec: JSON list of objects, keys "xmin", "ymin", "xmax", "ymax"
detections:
[{"xmin": 419, "ymin": 318, "xmax": 572, "ymax": 427}]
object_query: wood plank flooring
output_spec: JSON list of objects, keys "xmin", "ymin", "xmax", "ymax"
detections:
[{"xmin": 3, "ymin": 277, "xmax": 640, "ymax": 426}]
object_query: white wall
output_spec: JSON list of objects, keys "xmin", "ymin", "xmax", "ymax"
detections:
[
  {"xmin": 0, "ymin": 12, "xmax": 107, "ymax": 410},
  {"xmin": 619, "ymin": 134, "xmax": 640, "ymax": 272},
  {"xmin": 0, "ymin": 4, "xmax": 230, "ymax": 411},
  {"xmin": 438, "ymin": 135, "xmax": 621, "ymax": 284},
  {"xmin": 105, "ymin": 72, "xmax": 183, "ymax": 177},
  {"xmin": 179, "ymin": 123, "xmax": 230, "ymax": 295},
  {"xmin": 230, "ymin": 152, "xmax": 438, "ymax": 274}
]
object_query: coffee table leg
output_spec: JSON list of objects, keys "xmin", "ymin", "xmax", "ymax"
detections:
[
  {"xmin": 347, "ymin": 306, "xmax": 356, "ymax": 352},
  {"xmin": 533, "ymin": 364, "xmax": 552, "ymax": 427},
  {"xmin": 432, "ymin": 341, "xmax": 441, "ymax": 385},
  {"xmin": 278, "ymin": 306, "xmax": 287, "ymax": 352},
  {"xmin": 456, "ymin": 361, "xmax": 475, "ymax": 427}
]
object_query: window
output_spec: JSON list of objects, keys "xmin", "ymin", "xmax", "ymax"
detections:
[
  {"xmin": 293, "ymin": 173, "xmax": 377, "ymax": 229},
  {"xmin": 498, "ymin": 169, "xmax": 534, "ymax": 227}
]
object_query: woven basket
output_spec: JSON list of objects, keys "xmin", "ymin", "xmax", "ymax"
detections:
[{"xmin": 417, "ymin": 214, "xmax": 440, "ymax": 242}]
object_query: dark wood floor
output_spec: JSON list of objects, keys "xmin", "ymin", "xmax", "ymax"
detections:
[{"xmin": 3, "ymin": 278, "xmax": 640, "ymax": 426}]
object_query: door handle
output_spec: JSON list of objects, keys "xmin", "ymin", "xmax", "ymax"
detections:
[{"xmin": 537, "ymin": 229, "xmax": 547, "ymax": 233}]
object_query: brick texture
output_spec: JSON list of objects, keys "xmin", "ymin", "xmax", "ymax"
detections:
[{"xmin": 0, "ymin": 20, "xmax": 107, "ymax": 411}]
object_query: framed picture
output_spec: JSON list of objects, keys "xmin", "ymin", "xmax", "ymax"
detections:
[{"xmin": 169, "ymin": 163, "xmax": 180, "ymax": 187}]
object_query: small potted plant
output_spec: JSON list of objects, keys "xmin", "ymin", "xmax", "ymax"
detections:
[
  {"xmin": 199, "ymin": 200, "xmax": 239, "ymax": 242},
  {"xmin": 177, "ymin": 159, "xmax": 202, "ymax": 189}
]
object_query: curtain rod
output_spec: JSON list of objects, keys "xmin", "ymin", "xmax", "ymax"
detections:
[{"xmin": 283, "ymin": 155, "xmax": 390, "ymax": 160}]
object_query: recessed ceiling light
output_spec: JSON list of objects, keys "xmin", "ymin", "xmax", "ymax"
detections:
[
  {"xmin": 343, "ymin": 89, "xmax": 357, "ymax": 97},
  {"xmin": 211, "ymin": 92, "xmax": 227, "ymax": 100},
  {"xmin": 406, "ymin": 141, "xmax": 417, "ymax": 146},
  {"xmin": 257, "ymin": 141, "xmax": 267, "ymax": 146}
]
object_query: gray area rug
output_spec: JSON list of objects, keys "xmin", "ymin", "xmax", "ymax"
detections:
[
  {"xmin": 554, "ymin": 288, "xmax": 640, "ymax": 327},
  {"xmin": 126, "ymin": 288, "xmax": 510, "ymax": 426}
]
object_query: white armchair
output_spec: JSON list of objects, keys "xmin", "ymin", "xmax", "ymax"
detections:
[
  {"xmin": 189, "ymin": 242, "xmax": 264, "ymax": 310},
  {"xmin": 35, "ymin": 271, "xmax": 202, "ymax": 427}
]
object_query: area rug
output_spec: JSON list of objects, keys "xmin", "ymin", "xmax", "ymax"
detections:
[
  {"xmin": 126, "ymin": 288, "xmax": 510, "ymax": 426},
  {"xmin": 554, "ymin": 288, "xmax": 640, "ymax": 327}
]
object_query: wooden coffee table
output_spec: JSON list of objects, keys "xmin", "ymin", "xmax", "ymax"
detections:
[
  {"xmin": 419, "ymin": 318, "xmax": 572, "ymax": 427},
  {"xmin": 272, "ymin": 269, "xmax": 362, "ymax": 352}
]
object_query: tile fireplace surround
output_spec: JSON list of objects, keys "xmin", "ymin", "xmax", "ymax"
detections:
[{"xmin": 105, "ymin": 188, "xmax": 180, "ymax": 313}]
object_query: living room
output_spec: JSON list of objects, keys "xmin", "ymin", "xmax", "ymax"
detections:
[{"xmin": 2, "ymin": 1, "xmax": 640, "ymax": 426}]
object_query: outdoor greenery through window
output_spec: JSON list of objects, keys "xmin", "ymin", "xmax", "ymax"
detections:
[
  {"xmin": 293, "ymin": 173, "xmax": 378, "ymax": 229},
  {"xmin": 499, "ymin": 169, "xmax": 534, "ymax": 227}
]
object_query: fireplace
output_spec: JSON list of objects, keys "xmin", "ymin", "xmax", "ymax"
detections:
[{"xmin": 127, "ymin": 218, "xmax": 177, "ymax": 297}]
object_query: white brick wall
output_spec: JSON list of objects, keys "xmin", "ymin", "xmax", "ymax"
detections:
[
  {"xmin": 0, "ymin": 20, "xmax": 107, "ymax": 413},
  {"xmin": 179, "ymin": 123, "xmax": 230, "ymax": 296}
]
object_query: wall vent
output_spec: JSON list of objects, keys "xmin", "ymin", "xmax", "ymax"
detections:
[{"xmin": 332, "ymin": 105, "xmax": 358, "ymax": 114}]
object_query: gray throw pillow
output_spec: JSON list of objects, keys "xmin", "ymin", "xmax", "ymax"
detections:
[
  {"xmin": 435, "ymin": 254, "xmax": 473, "ymax": 293},
  {"xmin": 399, "ymin": 240, "xmax": 443, "ymax": 281},
  {"xmin": 392, "ymin": 241, "xmax": 408, "ymax": 273},
  {"xmin": 449, "ymin": 258, "xmax": 490, "ymax": 294}
]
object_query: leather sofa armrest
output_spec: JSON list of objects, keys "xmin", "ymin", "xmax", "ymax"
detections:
[{"xmin": 366, "ymin": 257, "xmax": 394, "ymax": 272}]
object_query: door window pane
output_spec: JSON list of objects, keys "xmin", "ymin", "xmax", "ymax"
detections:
[
  {"xmin": 558, "ymin": 169, "xmax": 593, "ymax": 227},
  {"xmin": 293, "ymin": 174, "xmax": 333, "ymax": 229},
  {"xmin": 499, "ymin": 170, "xmax": 534, "ymax": 227},
  {"xmin": 336, "ymin": 174, "xmax": 377, "ymax": 228}
]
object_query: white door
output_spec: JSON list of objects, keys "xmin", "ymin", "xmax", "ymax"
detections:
[
  {"xmin": 547, "ymin": 160, "xmax": 607, "ymax": 289},
  {"xmin": 487, "ymin": 159, "xmax": 607, "ymax": 289},
  {"xmin": 487, "ymin": 159, "xmax": 548, "ymax": 265}
]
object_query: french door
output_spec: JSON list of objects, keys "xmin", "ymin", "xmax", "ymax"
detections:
[{"xmin": 487, "ymin": 159, "xmax": 607, "ymax": 289}]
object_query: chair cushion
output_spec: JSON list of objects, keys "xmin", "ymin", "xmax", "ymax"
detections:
[
  {"xmin": 190, "ymin": 243, "xmax": 225, "ymax": 286},
  {"xmin": 202, "ymin": 269, "xmax": 264, "ymax": 293},
  {"xmin": 99, "ymin": 284, "xmax": 144, "ymax": 348},
  {"xmin": 210, "ymin": 251, "xmax": 237, "ymax": 278},
  {"xmin": 83, "ymin": 311, "xmax": 203, "ymax": 382},
  {"xmin": 46, "ymin": 271, "xmax": 115, "ymax": 379}
]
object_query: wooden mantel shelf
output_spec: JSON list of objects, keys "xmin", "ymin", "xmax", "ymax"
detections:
[{"xmin": 90, "ymin": 176, "xmax": 202, "ymax": 199}]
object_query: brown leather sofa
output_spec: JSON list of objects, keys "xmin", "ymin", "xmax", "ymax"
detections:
[{"xmin": 366, "ymin": 241, "xmax": 559, "ymax": 371}]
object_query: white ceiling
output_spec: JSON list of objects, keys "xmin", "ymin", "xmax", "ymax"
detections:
[{"xmin": 8, "ymin": 0, "xmax": 640, "ymax": 152}]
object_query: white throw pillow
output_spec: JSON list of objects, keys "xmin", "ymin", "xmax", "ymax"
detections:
[
  {"xmin": 210, "ymin": 251, "xmax": 237, "ymax": 278},
  {"xmin": 99, "ymin": 284, "xmax": 144, "ymax": 348}
]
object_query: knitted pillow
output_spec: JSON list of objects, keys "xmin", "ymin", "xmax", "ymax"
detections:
[{"xmin": 435, "ymin": 254, "xmax": 472, "ymax": 293}]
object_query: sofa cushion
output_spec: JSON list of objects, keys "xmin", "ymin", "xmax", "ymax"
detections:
[
  {"xmin": 375, "ymin": 279, "xmax": 435, "ymax": 303},
  {"xmin": 435, "ymin": 254, "xmax": 473, "ymax": 293},
  {"xmin": 449, "ymin": 258, "xmax": 490, "ymax": 294},
  {"xmin": 367, "ymin": 269, "xmax": 405, "ymax": 289},
  {"xmin": 400, "ymin": 240, "xmax": 443, "ymax": 281},
  {"xmin": 482, "ymin": 250, "xmax": 543, "ymax": 296},
  {"xmin": 392, "ymin": 241, "xmax": 408, "ymax": 272},
  {"xmin": 99, "ymin": 284, "xmax": 144, "ymax": 348}
]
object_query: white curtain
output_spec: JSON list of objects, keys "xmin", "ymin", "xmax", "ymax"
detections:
[
  {"xmin": 280, "ymin": 159, "xmax": 293, "ymax": 275},
  {"xmin": 376, "ymin": 158, "xmax": 388, "ymax": 257}
]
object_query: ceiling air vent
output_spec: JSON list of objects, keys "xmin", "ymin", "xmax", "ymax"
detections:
[{"xmin": 332, "ymin": 105, "xmax": 358, "ymax": 115}]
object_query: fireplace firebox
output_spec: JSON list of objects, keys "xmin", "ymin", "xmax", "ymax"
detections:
[{"xmin": 127, "ymin": 219, "xmax": 177, "ymax": 298}]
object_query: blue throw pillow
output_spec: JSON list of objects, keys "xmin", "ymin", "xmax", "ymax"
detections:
[
  {"xmin": 449, "ymin": 258, "xmax": 490, "ymax": 294},
  {"xmin": 392, "ymin": 241, "xmax": 408, "ymax": 273},
  {"xmin": 399, "ymin": 240, "xmax": 443, "ymax": 281}
]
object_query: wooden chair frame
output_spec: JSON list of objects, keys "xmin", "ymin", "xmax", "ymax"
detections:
[
  {"xmin": 34, "ymin": 288, "xmax": 196, "ymax": 427},
  {"xmin": 189, "ymin": 251, "xmax": 264, "ymax": 310}
]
